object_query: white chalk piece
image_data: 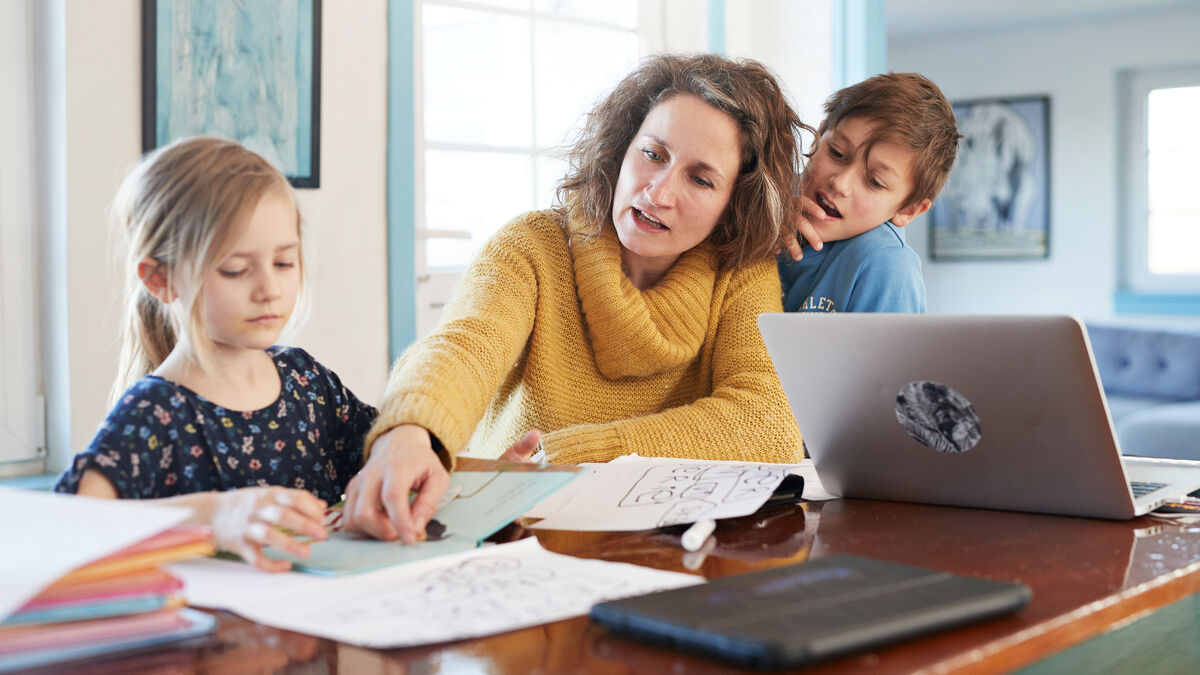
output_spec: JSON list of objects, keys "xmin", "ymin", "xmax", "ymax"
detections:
[{"xmin": 680, "ymin": 519, "xmax": 716, "ymax": 552}]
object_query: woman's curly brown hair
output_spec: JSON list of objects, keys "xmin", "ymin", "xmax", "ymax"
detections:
[{"xmin": 555, "ymin": 53, "xmax": 813, "ymax": 270}]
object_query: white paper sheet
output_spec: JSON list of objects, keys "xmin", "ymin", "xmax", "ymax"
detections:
[
  {"xmin": 169, "ymin": 538, "xmax": 701, "ymax": 648},
  {"xmin": 0, "ymin": 487, "xmax": 191, "ymax": 620},
  {"xmin": 527, "ymin": 458, "xmax": 800, "ymax": 531}
]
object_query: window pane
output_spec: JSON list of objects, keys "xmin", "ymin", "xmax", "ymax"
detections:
[
  {"xmin": 1148, "ymin": 86, "xmax": 1200, "ymax": 152},
  {"xmin": 1148, "ymin": 149, "xmax": 1200, "ymax": 211},
  {"xmin": 534, "ymin": 152, "xmax": 568, "ymax": 210},
  {"xmin": 1148, "ymin": 210, "xmax": 1200, "ymax": 275},
  {"xmin": 423, "ymin": 6, "xmax": 532, "ymax": 146},
  {"xmin": 462, "ymin": 0, "xmax": 531, "ymax": 10},
  {"xmin": 425, "ymin": 149, "xmax": 535, "ymax": 268},
  {"xmin": 532, "ymin": 0, "xmax": 637, "ymax": 28},
  {"xmin": 1146, "ymin": 84, "xmax": 1200, "ymax": 277},
  {"xmin": 425, "ymin": 237, "xmax": 476, "ymax": 270},
  {"xmin": 533, "ymin": 21, "xmax": 639, "ymax": 147}
]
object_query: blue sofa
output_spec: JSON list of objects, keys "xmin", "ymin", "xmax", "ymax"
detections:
[{"xmin": 1087, "ymin": 322, "xmax": 1200, "ymax": 460}]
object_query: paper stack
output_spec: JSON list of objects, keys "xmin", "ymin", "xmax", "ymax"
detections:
[{"xmin": 0, "ymin": 489, "xmax": 219, "ymax": 672}]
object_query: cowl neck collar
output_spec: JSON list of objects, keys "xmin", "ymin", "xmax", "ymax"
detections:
[{"xmin": 569, "ymin": 217, "xmax": 717, "ymax": 379}]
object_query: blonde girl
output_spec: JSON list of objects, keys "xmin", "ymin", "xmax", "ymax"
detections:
[{"xmin": 56, "ymin": 137, "xmax": 376, "ymax": 572}]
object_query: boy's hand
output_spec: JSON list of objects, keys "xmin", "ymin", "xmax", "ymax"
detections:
[
  {"xmin": 342, "ymin": 424, "xmax": 449, "ymax": 544},
  {"xmin": 780, "ymin": 193, "xmax": 827, "ymax": 261},
  {"xmin": 210, "ymin": 487, "xmax": 328, "ymax": 573}
]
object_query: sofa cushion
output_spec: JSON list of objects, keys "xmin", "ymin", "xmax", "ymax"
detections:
[
  {"xmin": 1087, "ymin": 323, "xmax": 1200, "ymax": 400},
  {"xmin": 1106, "ymin": 393, "xmax": 1169, "ymax": 424},
  {"xmin": 1115, "ymin": 401, "xmax": 1200, "ymax": 461}
]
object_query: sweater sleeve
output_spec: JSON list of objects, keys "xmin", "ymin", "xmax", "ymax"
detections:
[
  {"xmin": 363, "ymin": 218, "xmax": 541, "ymax": 466},
  {"xmin": 540, "ymin": 259, "xmax": 803, "ymax": 464}
]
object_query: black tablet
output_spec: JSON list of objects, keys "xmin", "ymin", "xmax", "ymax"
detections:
[{"xmin": 590, "ymin": 554, "xmax": 1030, "ymax": 669}]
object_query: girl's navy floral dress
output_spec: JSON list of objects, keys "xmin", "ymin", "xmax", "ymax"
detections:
[{"xmin": 55, "ymin": 347, "xmax": 375, "ymax": 504}]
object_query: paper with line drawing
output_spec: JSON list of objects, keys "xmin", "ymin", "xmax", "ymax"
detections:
[
  {"xmin": 170, "ymin": 538, "xmax": 699, "ymax": 648},
  {"xmin": 528, "ymin": 458, "xmax": 800, "ymax": 531}
]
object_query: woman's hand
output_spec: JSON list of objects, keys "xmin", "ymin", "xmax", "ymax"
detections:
[
  {"xmin": 779, "ymin": 193, "xmax": 827, "ymax": 261},
  {"xmin": 342, "ymin": 424, "xmax": 450, "ymax": 544},
  {"xmin": 498, "ymin": 429, "xmax": 542, "ymax": 463},
  {"xmin": 209, "ymin": 487, "xmax": 329, "ymax": 573}
]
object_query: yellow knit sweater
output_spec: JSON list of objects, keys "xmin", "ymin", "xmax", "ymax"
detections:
[{"xmin": 364, "ymin": 210, "xmax": 803, "ymax": 465}]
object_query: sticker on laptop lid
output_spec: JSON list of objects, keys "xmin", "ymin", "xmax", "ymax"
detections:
[{"xmin": 894, "ymin": 381, "xmax": 982, "ymax": 453}]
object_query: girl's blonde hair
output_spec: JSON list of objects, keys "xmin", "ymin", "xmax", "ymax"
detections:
[{"xmin": 110, "ymin": 137, "xmax": 305, "ymax": 403}]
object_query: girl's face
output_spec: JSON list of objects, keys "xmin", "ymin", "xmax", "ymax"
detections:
[
  {"xmin": 198, "ymin": 190, "xmax": 301, "ymax": 355},
  {"xmin": 611, "ymin": 94, "xmax": 741, "ymax": 280}
]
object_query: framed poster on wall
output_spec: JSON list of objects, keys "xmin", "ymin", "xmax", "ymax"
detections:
[
  {"xmin": 929, "ymin": 95, "xmax": 1050, "ymax": 260},
  {"xmin": 141, "ymin": 0, "xmax": 322, "ymax": 188}
]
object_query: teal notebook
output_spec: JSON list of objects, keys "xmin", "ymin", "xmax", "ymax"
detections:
[
  {"xmin": 0, "ymin": 608, "xmax": 216, "ymax": 673},
  {"xmin": 2, "ymin": 594, "xmax": 173, "ymax": 626},
  {"xmin": 264, "ymin": 467, "xmax": 580, "ymax": 576}
]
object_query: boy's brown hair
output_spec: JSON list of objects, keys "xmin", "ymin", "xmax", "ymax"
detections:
[{"xmin": 819, "ymin": 72, "xmax": 961, "ymax": 207}]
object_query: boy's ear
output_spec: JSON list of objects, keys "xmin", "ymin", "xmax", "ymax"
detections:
[
  {"xmin": 137, "ymin": 257, "xmax": 175, "ymax": 303},
  {"xmin": 891, "ymin": 198, "xmax": 932, "ymax": 228}
]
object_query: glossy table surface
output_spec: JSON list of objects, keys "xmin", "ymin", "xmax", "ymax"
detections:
[{"xmin": 68, "ymin": 495, "xmax": 1200, "ymax": 674}]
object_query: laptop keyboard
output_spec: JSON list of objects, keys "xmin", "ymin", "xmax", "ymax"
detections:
[{"xmin": 1131, "ymin": 481, "xmax": 1168, "ymax": 498}]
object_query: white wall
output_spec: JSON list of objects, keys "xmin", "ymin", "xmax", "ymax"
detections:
[
  {"xmin": 44, "ymin": 1, "xmax": 390, "ymax": 471},
  {"xmin": 726, "ymin": 0, "xmax": 836, "ymax": 131},
  {"xmin": 889, "ymin": 5, "xmax": 1200, "ymax": 318}
]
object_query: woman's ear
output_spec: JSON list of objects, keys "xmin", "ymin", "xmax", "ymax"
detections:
[{"xmin": 137, "ymin": 257, "xmax": 176, "ymax": 303}]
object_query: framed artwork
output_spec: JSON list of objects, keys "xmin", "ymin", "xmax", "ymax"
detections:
[
  {"xmin": 141, "ymin": 0, "xmax": 322, "ymax": 188},
  {"xmin": 929, "ymin": 95, "xmax": 1050, "ymax": 260}
]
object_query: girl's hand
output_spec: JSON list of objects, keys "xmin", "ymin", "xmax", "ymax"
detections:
[
  {"xmin": 209, "ymin": 487, "xmax": 329, "ymax": 573},
  {"xmin": 342, "ymin": 424, "xmax": 450, "ymax": 544}
]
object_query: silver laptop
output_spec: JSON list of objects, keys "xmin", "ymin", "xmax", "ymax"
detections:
[{"xmin": 758, "ymin": 314, "xmax": 1200, "ymax": 519}]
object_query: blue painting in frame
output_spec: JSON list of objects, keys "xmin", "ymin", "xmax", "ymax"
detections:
[
  {"xmin": 929, "ymin": 95, "xmax": 1050, "ymax": 260},
  {"xmin": 141, "ymin": 0, "xmax": 321, "ymax": 188}
]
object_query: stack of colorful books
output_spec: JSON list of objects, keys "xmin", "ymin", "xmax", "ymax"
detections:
[{"xmin": 0, "ymin": 526, "xmax": 217, "ymax": 671}]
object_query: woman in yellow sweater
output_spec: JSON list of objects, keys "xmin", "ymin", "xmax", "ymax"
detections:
[{"xmin": 345, "ymin": 53, "xmax": 810, "ymax": 543}]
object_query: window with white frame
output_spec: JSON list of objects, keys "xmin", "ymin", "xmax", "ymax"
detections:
[
  {"xmin": 0, "ymin": 0, "xmax": 45, "ymax": 474},
  {"xmin": 414, "ymin": 0, "xmax": 667, "ymax": 334},
  {"xmin": 1123, "ymin": 66, "xmax": 1200, "ymax": 294}
]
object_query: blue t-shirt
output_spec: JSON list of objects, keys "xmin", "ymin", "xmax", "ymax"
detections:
[
  {"xmin": 778, "ymin": 221, "xmax": 926, "ymax": 313},
  {"xmin": 55, "ymin": 346, "xmax": 375, "ymax": 504}
]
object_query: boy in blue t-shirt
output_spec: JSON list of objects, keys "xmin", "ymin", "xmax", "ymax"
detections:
[{"xmin": 779, "ymin": 73, "xmax": 961, "ymax": 313}]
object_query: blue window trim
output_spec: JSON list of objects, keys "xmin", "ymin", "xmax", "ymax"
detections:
[
  {"xmin": 832, "ymin": 0, "xmax": 886, "ymax": 89},
  {"xmin": 387, "ymin": 0, "xmax": 417, "ymax": 361},
  {"xmin": 1115, "ymin": 292, "xmax": 1200, "ymax": 316},
  {"xmin": 0, "ymin": 473, "xmax": 57, "ymax": 491},
  {"xmin": 707, "ymin": 0, "xmax": 724, "ymax": 54}
]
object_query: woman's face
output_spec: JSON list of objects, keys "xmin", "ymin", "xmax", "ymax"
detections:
[{"xmin": 611, "ymin": 94, "xmax": 741, "ymax": 283}]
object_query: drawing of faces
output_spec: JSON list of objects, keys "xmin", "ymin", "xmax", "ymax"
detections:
[
  {"xmin": 659, "ymin": 499, "xmax": 715, "ymax": 527},
  {"xmin": 894, "ymin": 381, "xmax": 982, "ymax": 453}
]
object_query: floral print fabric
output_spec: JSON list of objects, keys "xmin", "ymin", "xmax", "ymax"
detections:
[{"xmin": 55, "ymin": 347, "xmax": 375, "ymax": 504}]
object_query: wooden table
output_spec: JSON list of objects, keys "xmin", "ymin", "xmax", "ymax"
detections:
[{"xmin": 69, "ymin": 498, "xmax": 1200, "ymax": 674}]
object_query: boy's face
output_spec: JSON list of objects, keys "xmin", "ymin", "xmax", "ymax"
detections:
[{"xmin": 801, "ymin": 115, "xmax": 930, "ymax": 243}]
